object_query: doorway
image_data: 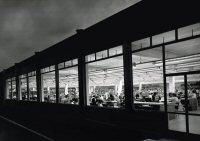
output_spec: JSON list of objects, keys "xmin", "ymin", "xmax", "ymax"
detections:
[{"xmin": 166, "ymin": 73, "xmax": 200, "ymax": 135}]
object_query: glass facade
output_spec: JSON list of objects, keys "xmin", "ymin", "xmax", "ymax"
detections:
[
  {"xmin": 4, "ymin": 22, "xmax": 200, "ymax": 135},
  {"xmin": 20, "ymin": 74, "xmax": 28, "ymax": 101},
  {"xmin": 86, "ymin": 47, "xmax": 124, "ymax": 108},
  {"xmin": 28, "ymin": 71, "xmax": 37, "ymax": 101},
  {"xmin": 132, "ymin": 47, "xmax": 164, "ymax": 111},
  {"xmin": 41, "ymin": 66, "xmax": 56, "ymax": 103},
  {"xmin": 5, "ymin": 79, "xmax": 12, "ymax": 99},
  {"xmin": 59, "ymin": 59, "xmax": 79, "ymax": 105}
]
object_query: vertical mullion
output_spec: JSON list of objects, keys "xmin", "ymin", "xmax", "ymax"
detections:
[
  {"xmin": 150, "ymin": 36, "xmax": 153, "ymax": 47},
  {"xmin": 162, "ymin": 45, "xmax": 168, "ymax": 129},
  {"xmin": 175, "ymin": 29, "xmax": 178, "ymax": 41},
  {"xmin": 55, "ymin": 64, "xmax": 59, "ymax": 103},
  {"xmin": 123, "ymin": 43, "xmax": 133, "ymax": 111},
  {"xmin": 36, "ymin": 69, "xmax": 42, "ymax": 102},
  {"xmin": 16, "ymin": 76, "xmax": 20, "ymax": 100},
  {"xmin": 163, "ymin": 45, "xmax": 167, "ymax": 113},
  {"xmin": 184, "ymin": 74, "xmax": 189, "ymax": 133}
]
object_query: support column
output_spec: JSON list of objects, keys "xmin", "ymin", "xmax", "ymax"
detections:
[
  {"xmin": 123, "ymin": 43, "xmax": 133, "ymax": 111},
  {"xmin": 78, "ymin": 56, "xmax": 87, "ymax": 107},
  {"xmin": 36, "ymin": 69, "xmax": 42, "ymax": 102},
  {"xmin": 27, "ymin": 75, "xmax": 30, "ymax": 101},
  {"xmin": 35, "ymin": 52, "xmax": 42, "ymax": 102},
  {"xmin": 16, "ymin": 75, "xmax": 20, "ymax": 100}
]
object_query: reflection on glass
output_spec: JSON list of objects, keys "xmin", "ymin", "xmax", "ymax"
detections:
[
  {"xmin": 59, "ymin": 66, "xmax": 79, "ymax": 105},
  {"xmin": 168, "ymin": 114, "xmax": 186, "ymax": 132},
  {"xmin": 86, "ymin": 56, "xmax": 124, "ymax": 108},
  {"xmin": 189, "ymin": 115, "xmax": 200, "ymax": 135},
  {"xmin": 41, "ymin": 71, "xmax": 56, "ymax": 103},
  {"xmin": 29, "ymin": 76, "xmax": 37, "ymax": 101},
  {"xmin": 132, "ymin": 47, "xmax": 164, "ymax": 111}
]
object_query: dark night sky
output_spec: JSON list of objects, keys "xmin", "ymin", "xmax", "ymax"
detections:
[{"xmin": 0, "ymin": 0, "xmax": 140, "ymax": 71}]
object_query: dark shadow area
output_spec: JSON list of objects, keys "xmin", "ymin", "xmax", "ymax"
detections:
[{"xmin": 0, "ymin": 116, "xmax": 52, "ymax": 141}]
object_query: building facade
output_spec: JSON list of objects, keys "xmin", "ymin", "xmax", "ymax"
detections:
[{"xmin": 1, "ymin": 0, "xmax": 200, "ymax": 140}]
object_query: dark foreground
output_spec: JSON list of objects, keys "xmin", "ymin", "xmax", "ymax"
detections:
[{"xmin": 0, "ymin": 115, "xmax": 180, "ymax": 141}]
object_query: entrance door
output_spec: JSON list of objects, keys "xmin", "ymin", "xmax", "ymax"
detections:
[
  {"xmin": 166, "ymin": 74, "xmax": 187, "ymax": 133},
  {"xmin": 166, "ymin": 73, "xmax": 200, "ymax": 135}
]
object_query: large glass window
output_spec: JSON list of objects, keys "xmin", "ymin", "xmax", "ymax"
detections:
[
  {"xmin": 5, "ymin": 77, "xmax": 17, "ymax": 100},
  {"xmin": 178, "ymin": 23, "xmax": 200, "ymax": 39},
  {"xmin": 132, "ymin": 47, "xmax": 164, "ymax": 111},
  {"xmin": 59, "ymin": 59, "xmax": 79, "ymax": 105},
  {"xmin": 165, "ymin": 38, "xmax": 200, "ymax": 74},
  {"xmin": 152, "ymin": 30, "xmax": 175, "ymax": 45},
  {"xmin": 132, "ymin": 37, "xmax": 150, "ymax": 51},
  {"xmin": 41, "ymin": 66, "xmax": 56, "ymax": 103},
  {"xmin": 28, "ymin": 71, "xmax": 37, "ymax": 101},
  {"xmin": 86, "ymin": 47, "xmax": 124, "ymax": 109},
  {"xmin": 5, "ymin": 79, "xmax": 12, "ymax": 99},
  {"xmin": 12, "ymin": 77, "xmax": 17, "ymax": 100},
  {"xmin": 20, "ymin": 74, "xmax": 28, "ymax": 101}
]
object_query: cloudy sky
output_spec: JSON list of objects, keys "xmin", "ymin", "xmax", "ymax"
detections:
[{"xmin": 0, "ymin": 0, "xmax": 140, "ymax": 70}]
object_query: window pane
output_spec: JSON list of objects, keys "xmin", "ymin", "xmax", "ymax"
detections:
[
  {"xmin": 72, "ymin": 59, "xmax": 78, "ymax": 66},
  {"xmin": 187, "ymin": 74, "xmax": 200, "ymax": 115},
  {"xmin": 28, "ymin": 72, "xmax": 32, "ymax": 77},
  {"xmin": 65, "ymin": 60, "xmax": 72, "ymax": 67},
  {"xmin": 152, "ymin": 30, "xmax": 175, "ymax": 45},
  {"xmin": 58, "ymin": 62, "xmax": 65, "ymax": 69},
  {"xmin": 132, "ymin": 47, "xmax": 164, "ymax": 111},
  {"xmin": 6, "ymin": 79, "xmax": 12, "ymax": 99},
  {"xmin": 41, "ymin": 71, "xmax": 56, "ymax": 103},
  {"xmin": 29, "ymin": 76, "xmax": 37, "ymax": 101},
  {"xmin": 109, "ymin": 46, "xmax": 122, "ymax": 56},
  {"xmin": 96, "ymin": 50, "xmax": 108, "ymax": 60},
  {"xmin": 166, "ymin": 76, "xmax": 185, "ymax": 113},
  {"xmin": 20, "ymin": 76, "xmax": 28, "ymax": 101},
  {"xmin": 45, "ymin": 67, "xmax": 49, "ymax": 73},
  {"xmin": 12, "ymin": 79, "xmax": 17, "ymax": 100},
  {"xmin": 168, "ymin": 114, "xmax": 186, "ymax": 132},
  {"xmin": 165, "ymin": 38, "xmax": 200, "ymax": 74},
  {"xmin": 86, "ymin": 56, "xmax": 124, "ymax": 108},
  {"xmin": 59, "ymin": 66, "xmax": 79, "ymax": 105},
  {"xmin": 49, "ymin": 65, "xmax": 55, "ymax": 71},
  {"xmin": 189, "ymin": 115, "xmax": 200, "ymax": 135},
  {"xmin": 178, "ymin": 23, "xmax": 200, "ymax": 39},
  {"xmin": 85, "ymin": 54, "xmax": 95, "ymax": 62},
  {"xmin": 132, "ymin": 37, "xmax": 150, "ymax": 51}
]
